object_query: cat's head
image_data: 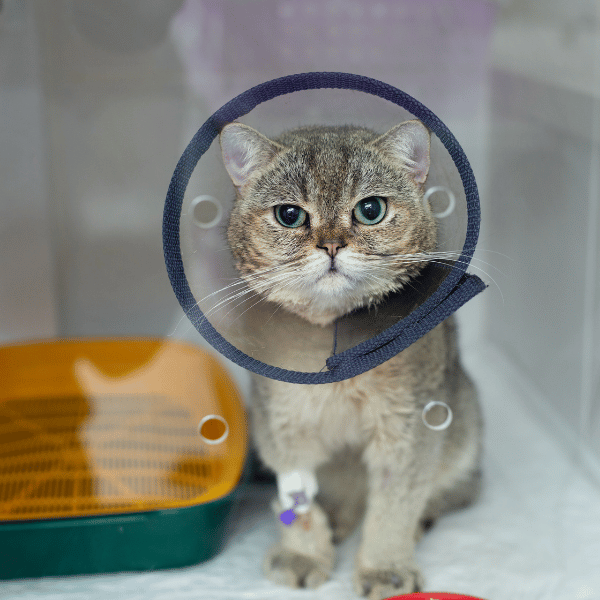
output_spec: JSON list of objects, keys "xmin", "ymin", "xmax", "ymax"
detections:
[{"xmin": 220, "ymin": 121, "xmax": 436, "ymax": 326}]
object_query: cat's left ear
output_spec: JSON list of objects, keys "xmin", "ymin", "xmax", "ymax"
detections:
[{"xmin": 371, "ymin": 120, "xmax": 431, "ymax": 186}]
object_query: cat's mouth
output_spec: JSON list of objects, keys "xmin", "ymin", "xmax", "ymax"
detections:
[{"xmin": 317, "ymin": 264, "xmax": 349, "ymax": 282}]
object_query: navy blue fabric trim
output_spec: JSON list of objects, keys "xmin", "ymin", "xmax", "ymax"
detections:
[
  {"xmin": 163, "ymin": 72, "xmax": 485, "ymax": 384},
  {"xmin": 326, "ymin": 273, "xmax": 486, "ymax": 371}
]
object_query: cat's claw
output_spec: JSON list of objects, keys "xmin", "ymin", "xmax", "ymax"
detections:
[
  {"xmin": 354, "ymin": 567, "xmax": 423, "ymax": 600},
  {"xmin": 264, "ymin": 547, "xmax": 330, "ymax": 589}
]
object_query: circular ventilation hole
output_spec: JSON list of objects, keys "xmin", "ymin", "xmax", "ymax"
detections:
[
  {"xmin": 422, "ymin": 400, "xmax": 453, "ymax": 431},
  {"xmin": 198, "ymin": 415, "xmax": 229, "ymax": 444},
  {"xmin": 423, "ymin": 186, "xmax": 456, "ymax": 219},
  {"xmin": 191, "ymin": 195, "xmax": 222, "ymax": 229}
]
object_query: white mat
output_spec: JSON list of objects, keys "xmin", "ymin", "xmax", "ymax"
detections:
[{"xmin": 2, "ymin": 344, "xmax": 599, "ymax": 600}]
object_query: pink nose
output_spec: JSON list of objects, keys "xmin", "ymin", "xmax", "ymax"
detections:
[{"xmin": 318, "ymin": 241, "xmax": 345, "ymax": 258}]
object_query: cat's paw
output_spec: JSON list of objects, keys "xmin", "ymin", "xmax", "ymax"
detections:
[
  {"xmin": 353, "ymin": 566, "xmax": 424, "ymax": 600},
  {"xmin": 264, "ymin": 547, "xmax": 330, "ymax": 589}
]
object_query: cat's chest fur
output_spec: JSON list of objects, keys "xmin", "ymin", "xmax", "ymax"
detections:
[
  {"xmin": 279, "ymin": 377, "xmax": 370, "ymax": 451},
  {"xmin": 251, "ymin": 320, "xmax": 450, "ymax": 464}
]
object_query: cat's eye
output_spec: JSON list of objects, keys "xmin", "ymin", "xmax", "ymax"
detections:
[
  {"xmin": 275, "ymin": 204, "xmax": 307, "ymax": 228},
  {"xmin": 353, "ymin": 196, "xmax": 387, "ymax": 225}
]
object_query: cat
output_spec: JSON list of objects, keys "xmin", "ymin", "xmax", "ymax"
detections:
[{"xmin": 218, "ymin": 120, "xmax": 483, "ymax": 599}]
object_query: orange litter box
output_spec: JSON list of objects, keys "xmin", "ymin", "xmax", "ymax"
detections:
[{"xmin": 0, "ymin": 338, "xmax": 248, "ymax": 579}]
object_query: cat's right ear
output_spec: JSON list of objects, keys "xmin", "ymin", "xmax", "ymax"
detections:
[{"xmin": 219, "ymin": 123, "xmax": 281, "ymax": 189}]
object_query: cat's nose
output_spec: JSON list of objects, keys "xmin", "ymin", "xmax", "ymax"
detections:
[{"xmin": 317, "ymin": 241, "xmax": 346, "ymax": 258}]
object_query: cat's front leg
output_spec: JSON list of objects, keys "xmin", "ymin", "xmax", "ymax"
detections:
[
  {"xmin": 252, "ymin": 398, "xmax": 335, "ymax": 587},
  {"xmin": 354, "ymin": 440, "xmax": 436, "ymax": 599},
  {"xmin": 264, "ymin": 489, "xmax": 334, "ymax": 589},
  {"xmin": 263, "ymin": 469, "xmax": 335, "ymax": 588}
]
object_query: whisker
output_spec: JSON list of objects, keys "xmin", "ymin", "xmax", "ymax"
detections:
[
  {"xmin": 213, "ymin": 289, "xmax": 266, "ymax": 327},
  {"xmin": 364, "ymin": 252, "xmax": 504, "ymax": 302},
  {"xmin": 422, "ymin": 251, "xmax": 509, "ymax": 276},
  {"xmin": 470, "ymin": 248, "xmax": 515, "ymax": 261},
  {"xmin": 264, "ymin": 302, "xmax": 284, "ymax": 325},
  {"xmin": 422, "ymin": 258, "xmax": 505, "ymax": 303},
  {"xmin": 205, "ymin": 270, "xmax": 303, "ymax": 322},
  {"xmin": 369, "ymin": 251, "xmax": 508, "ymax": 278},
  {"xmin": 218, "ymin": 272, "xmax": 306, "ymax": 327},
  {"xmin": 191, "ymin": 263, "xmax": 301, "ymax": 312}
]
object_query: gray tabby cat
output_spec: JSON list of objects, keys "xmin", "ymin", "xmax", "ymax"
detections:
[{"xmin": 219, "ymin": 120, "xmax": 483, "ymax": 599}]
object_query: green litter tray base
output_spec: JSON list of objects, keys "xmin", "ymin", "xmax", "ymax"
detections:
[{"xmin": 0, "ymin": 494, "xmax": 239, "ymax": 579}]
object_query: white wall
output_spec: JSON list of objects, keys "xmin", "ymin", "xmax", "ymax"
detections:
[
  {"xmin": 0, "ymin": 1, "xmax": 57, "ymax": 342},
  {"xmin": 1, "ymin": 0, "xmax": 599, "ymax": 463},
  {"xmin": 486, "ymin": 1, "xmax": 600, "ymax": 461}
]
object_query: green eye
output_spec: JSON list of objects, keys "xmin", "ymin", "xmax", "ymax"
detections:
[
  {"xmin": 353, "ymin": 196, "xmax": 387, "ymax": 225},
  {"xmin": 275, "ymin": 204, "xmax": 307, "ymax": 228}
]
